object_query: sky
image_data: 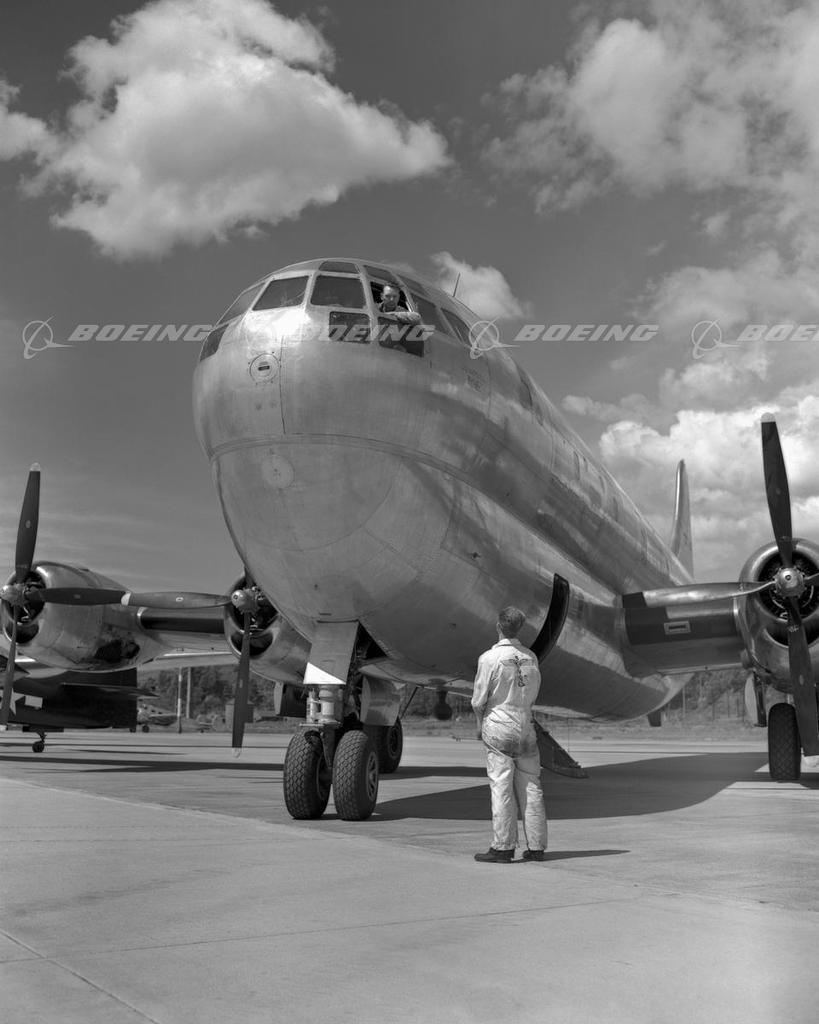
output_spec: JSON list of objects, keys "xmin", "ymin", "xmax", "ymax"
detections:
[{"xmin": 2, "ymin": 0, "xmax": 819, "ymax": 591}]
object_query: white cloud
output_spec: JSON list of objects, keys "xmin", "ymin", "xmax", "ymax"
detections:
[
  {"xmin": 484, "ymin": 3, "xmax": 800, "ymax": 209},
  {"xmin": 595, "ymin": 397, "xmax": 819, "ymax": 579},
  {"xmin": 702, "ymin": 211, "xmax": 730, "ymax": 239},
  {"xmin": 562, "ymin": 393, "xmax": 659, "ymax": 424},
  {"xmin": 0, "ymin": 82, "xmax": 56, "ymax": 160},
  {"xmin": 480, "ymin": 1, "xmax": 819, "ymax": 581},
  {"xmin": 0, "ymin": 0, "xmax": 449, "ymax": 258},
  {"xmin": 428, "ymin": 251, "xmax": 528, "ymax": 320},
  {"xmin": 481, "ymin": 1, "xmax": 819, "ymax": 338}
]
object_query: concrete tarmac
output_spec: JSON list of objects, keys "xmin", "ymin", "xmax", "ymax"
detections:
[{"xmin": 1, "ymin": 729, "xmax": 818, "ymax": 1023}]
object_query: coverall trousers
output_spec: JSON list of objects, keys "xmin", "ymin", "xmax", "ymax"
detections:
[{"xmin": 484, "ymin": 739, "xmax": 548, "ymax": 851}]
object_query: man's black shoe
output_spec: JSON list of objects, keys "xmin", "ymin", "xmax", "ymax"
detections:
[
  {"xmin": 474, "ymin": 847, "xmax": 514, "ymax": 863},
  {"xmin": 522, "ymin": 849, "xmax": 545, "ymax": 862}
]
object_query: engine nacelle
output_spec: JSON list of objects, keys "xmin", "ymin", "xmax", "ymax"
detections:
[
  {"xmin": 223, "ymin": 578, "xmax": 310, "ymax": 683},
  {"xmin": 738, "ymin": 539, "xmax": 819, "ymax": 685},
  {"xmin": 432, "ymin": 689, "xmax": 454, "ymax": 721},
  {"xmin": 1, "ymin": 562, "xmax": 167, "ymax": 671}
]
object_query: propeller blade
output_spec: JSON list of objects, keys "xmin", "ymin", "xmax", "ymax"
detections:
[
  {"xmin": 0, "ymin": 614, "xmax": 18, "ymax": 728},
  {"xmin": 15, "ymin": 464, "xmax": 40, "ymax": 577},
  {"xmin": 232, "ymin": 610, "xmax": 252, "ymax": 755},
  {"xmin": 37, "ymin": 588, "xmax": 129, "ymax": 606},
  {"xmin": 119, "ymin": 592, "xmax": 230, "ymax": 610},
  {"xmin": 761, "ymin": 416, "xmax": 794, "ymax": 568},
  {"xmin": 231, "ymin": 568, "xmax": 257, "ymax": 756},
  {"xmin": 784, "ymin": 598, "xmax": 819, "ymax": 756},
  {"xmin": 633, "ymin": 580, "xmax": 773, "ymax": 607},
  {"xmin": 37, "ymin": 589, "xmax": 229, "ymax": 609}
]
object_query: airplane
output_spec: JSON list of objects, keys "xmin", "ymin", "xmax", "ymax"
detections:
[
  {"xmin": 2, "ymin": 256, "xmax": 817, "ymax": 818},
  {"xmin": 0, "ymin": 655, "xmax": 142, "ymax": 751},
  {"xmin": 0, "ymin": 647, "xmax": 232, "ymax": 751},
  {"xmin": 136, "ymin": 703, "xmax": 178, "ymax": 732}
]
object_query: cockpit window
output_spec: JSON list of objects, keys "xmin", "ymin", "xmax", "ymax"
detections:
[
  {"xmin": 364, "ymin": 264, "xmax": 401, "ymax": 285},
  {"xmin": 329, "ymin": 311, "xmax": 371, "ymax": 344},
  {"xmin": 198, "ymin": 322, "xmax": 230, "ymax": 362},
  {"xmin": 399, "ymin": 276, "xmax": 428, "ymax": 296},
  {"xmin": 310, "ymin": 275, "xmax": 366, "ymax": 309},
  {"xmin": 319, "ymin": 259, "xmax": 359, "ymax": 273},
  {"xmin": 411, "ymin": 294, "xmax": 448, "ymax": 336},
  {"xmin": 441, "ymin": 309, "xmax": 472, "ymax": 346},
  {"xmin": 216, "ymin": 283, "xmax": 264, "ymax": 326},
  {"xmin": 253, "ymin": 275, "xmax": 309, "ymax": 311}
]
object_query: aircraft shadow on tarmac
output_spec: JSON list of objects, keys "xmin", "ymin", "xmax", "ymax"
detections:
[
  {"xmin": 0, "ymin": 752, "xmax": 285, "ymax": 773},
  {"xmin": 3, "ymin": 748, "xmax": 816, "ymax": 821},
  {"xmin": 377, "ymin": 751, "xmax": 785, "ymax": 821}
]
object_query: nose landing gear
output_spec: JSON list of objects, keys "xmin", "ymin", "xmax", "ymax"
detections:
[{"xmin": 281, "ymin": 622, "xmax": 393, "ymax": 821}]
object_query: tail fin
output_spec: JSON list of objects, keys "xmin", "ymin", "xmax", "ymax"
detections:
[{"xmin": 670, "ymin": 460, "xmax": 694, "ymax": 575}]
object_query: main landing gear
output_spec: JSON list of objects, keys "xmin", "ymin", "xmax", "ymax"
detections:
[
  {"xmin": 281, "ymin": 623, "xmax": 402, "ymax": 821},
  {"xmin": 31, "ymin": 730, "xmax": 46, "ymax": 753}
]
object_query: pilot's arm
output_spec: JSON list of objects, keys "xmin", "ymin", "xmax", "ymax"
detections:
[{"xmin": 378, "ymin": 306, "xmax": 421, "ymax": 325}]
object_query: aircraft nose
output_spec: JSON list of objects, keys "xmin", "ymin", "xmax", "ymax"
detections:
[
  {"xmin": 193, "ymin": 314, "xmax": 438, "ymax": 615},
  {"xmin": 192, "ymin": 283, "xmax": 492, "ymax": 623}
]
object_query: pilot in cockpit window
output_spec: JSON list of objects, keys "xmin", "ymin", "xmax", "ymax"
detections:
[
  {"xmin": 375, "ymin": 283, "xmax": 422, "ymax": 353},
  {"xmin": 376, "ymin": 284, "xmax": 421, "ymax": 325}
]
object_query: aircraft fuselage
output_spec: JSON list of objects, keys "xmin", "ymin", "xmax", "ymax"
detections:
[{"xmin": 193, "ymin": 258, "xmax": 693, "ymax": 720}]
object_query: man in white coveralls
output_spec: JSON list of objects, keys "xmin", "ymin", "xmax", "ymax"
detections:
[{"xmin": 471, "ymin": 606, "xmax": 548, "ymax": 863}]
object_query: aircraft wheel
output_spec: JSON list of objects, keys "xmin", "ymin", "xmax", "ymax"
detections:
[
  {"xmin": 141, "ymin": 724, "xmax": 150, "ymax": 733},
  {"xmin": 283, "ymin": 731, "xmax": 331, "ymax": 819},
  {"xmin": 32, "ymin": 740, "xmax": 45, "ymax": 753},
  {"xmin": 365, "ymin": 719, "xmax": 403, "ymax": 774},
  {"xmin": 768, "ymin": 703, "xmax": 801, "ymax": 781},
  {"xmin": 332, "ymin": 730, "xmax": 378, "ymax": 821}
]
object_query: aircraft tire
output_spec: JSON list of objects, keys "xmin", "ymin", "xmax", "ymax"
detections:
[
  {"xmin": 768, "ymin": 703, "xmax": 801, "ymax": 782},
  {"xmin": 332, "ymin": 730, "xmax": 378, "ymax": 821},
  {"xmin": 283, "ymin": 731, "xmax": 330, "ymax": 819},
  {"xmin": 141, "ymin": 725, "xmax": 150, "ymax": 733},
  {"xmin": 365, "ymin": 720, "xmax": 403, "ymax": 774},
  {"xmin": 32, "ymin": 740, "xmax": 45, "ymax": 753}
]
